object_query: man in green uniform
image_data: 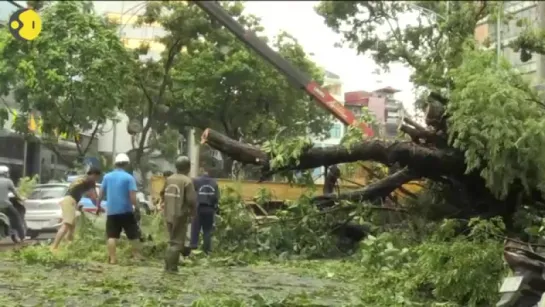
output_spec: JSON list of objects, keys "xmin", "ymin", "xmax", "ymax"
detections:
[{"xmin": 163, "ymin": 156, "xmax": 197, "ymax": 273}]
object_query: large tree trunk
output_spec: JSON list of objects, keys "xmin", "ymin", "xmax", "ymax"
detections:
[{"xmin": 201, "ymin": 128, "xmax": 465, "ymax": 179}]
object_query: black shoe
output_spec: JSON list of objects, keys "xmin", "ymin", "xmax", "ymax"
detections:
[{"xmin": 181, "ymin": 247, "xmax": 191, "ymax": 257}]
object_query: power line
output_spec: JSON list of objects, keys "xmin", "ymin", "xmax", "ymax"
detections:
[{"xmin": 7, "ymin": 1, "xmax": 25, "ymax": 9}]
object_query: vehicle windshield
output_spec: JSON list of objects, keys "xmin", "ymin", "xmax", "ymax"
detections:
[{"xmin": 27, "ymin": 186, "xmax": 68, "ymax": 200}]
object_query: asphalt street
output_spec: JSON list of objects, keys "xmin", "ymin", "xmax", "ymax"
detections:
[{"xmin": 0, "ymin": 233, "xmax": 54, "ymax": 251}]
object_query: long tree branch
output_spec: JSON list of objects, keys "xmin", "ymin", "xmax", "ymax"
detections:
[
  {"xmin": 201, "ymin": 128, "xmax": 466, "ymax": 179},
  {"xmin": 80, "ymin": 122, "xmax": 102, "ymax": 156},
  {"xmin": 136, "ymin": 38, "xmax": 183, "ymax": 165},
  {"xmin": 312, "ymin": 169, "xmax": 419, "ymax": 208}
]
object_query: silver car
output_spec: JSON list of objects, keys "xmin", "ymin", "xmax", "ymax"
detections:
[{"xmin": 24, "ymin": 183, "xmax": 81, "ymax": 239}]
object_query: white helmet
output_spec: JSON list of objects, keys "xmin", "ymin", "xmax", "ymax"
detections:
[
  {"xmin": 0, "ymin": 165, "xmax": 9, "ymax": 176},
  {"xmin": 114, "ymin": 153, "xmax": 130, "ymax": 164}
]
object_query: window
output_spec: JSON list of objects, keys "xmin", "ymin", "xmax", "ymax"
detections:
[{"xmin": 329, "ymin": 123, "xmax": 342, "ymax": 139}]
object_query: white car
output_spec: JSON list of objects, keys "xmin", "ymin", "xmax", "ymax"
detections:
[{"xmin": 24, "ymin": 183, "xmax": 81, "ymax": 239}]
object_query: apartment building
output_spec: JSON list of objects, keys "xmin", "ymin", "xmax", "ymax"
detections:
[
  {"xmin": 475, "ymin": 1, "xmax": 545, "ymax": 87},
  {"xmin": 319, "ymin": 70, "xmax": 346, "ymax": 145},
  {"xmin": 344, "ymin": 86, "xmax": 407, "ymax": 139},
  {"xmin": 308, "ymin": 70, "xmax": 347, "ymax": 182}
]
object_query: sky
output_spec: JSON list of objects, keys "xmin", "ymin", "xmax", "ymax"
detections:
[{"xmin": 243, "ymin": 1, "xmax": 416, "ymax": 115}]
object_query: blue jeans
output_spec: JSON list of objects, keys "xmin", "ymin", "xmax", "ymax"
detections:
[{"xmin": 190, "ymin": 206, "xmax": 215, "ymax": 254}]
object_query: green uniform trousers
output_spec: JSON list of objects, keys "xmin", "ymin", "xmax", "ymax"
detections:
[{"xmin": 164, "ymin": 217, "xmax": 190, "ymax": 272}]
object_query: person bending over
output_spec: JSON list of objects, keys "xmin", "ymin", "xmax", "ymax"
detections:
[{"xmin": 50, "ymin": 166, "xmax": 101, "ymax": 252}]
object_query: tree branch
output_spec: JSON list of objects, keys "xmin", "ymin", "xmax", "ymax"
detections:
[
  {"xmin": 312, "ymin": 169, "xmax": 419, "ymax": 208},
  {"xmin": 201, "ymin": 128, "xmax": 466, "ymax": 179},
  {"xmin": 80, "ymin": 122, "xmax": 102, "ymax": 156}
]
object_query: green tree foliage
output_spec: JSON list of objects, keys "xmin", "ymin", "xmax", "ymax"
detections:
[
  {"xmin": 165, "ymin": 2, "xmax": 331, "ymax": 143},
  {"xmin": 0, "ymin": 2, "xmax": 131, "ymax": 158},
  {"xmin": 114, "ymin": 1, "xmax": 214, "ymax": 167},
  {"xmin": 121, "ymin": 1, "xmax": 330, "ymax": 177},
  {"xmin": 315, "ymin": 2, "xmax": 494, "ymax": 94},
  {"xmin": 448, "ymin": 48, "xmax": 545, "ymax": 198},
  {"xmin": 315, "ymin": 1, "xmax": 545, "ymax": 200}
]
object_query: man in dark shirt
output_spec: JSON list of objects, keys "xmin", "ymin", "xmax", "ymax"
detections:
[
  {"xmin": 50, "ymin": 166, "xmax": 101, "ymax": 252},
  {"xmin": 190, "ymin": 168, "xmax": 219, "ymax": 254},
  {"xmin": 323, "ymin": 165, "xmax": 340, "ymax": 195}
]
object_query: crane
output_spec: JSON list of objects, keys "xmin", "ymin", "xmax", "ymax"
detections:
[{"xmin": 191, "ymin": 1, "xmax": 374, "ymax": 137}]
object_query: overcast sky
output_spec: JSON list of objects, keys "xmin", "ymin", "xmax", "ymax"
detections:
[{"xmin": 243, "ymin": 1, "xmax": 416, "ymax": 115}]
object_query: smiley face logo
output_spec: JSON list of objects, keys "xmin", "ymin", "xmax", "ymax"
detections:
[{"xmin": 9, "ymin": 9, "xmax": 42, "ymax": 41}]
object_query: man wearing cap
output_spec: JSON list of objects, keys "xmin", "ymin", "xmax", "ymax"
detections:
[
  {"xmin": 163, "ymin": 156, "xmax": 197, "ymax": 272},
  {"xmin": 98, "ymin": 153, "xmax": 142, "ymax": 264},
  {"xmin": 50, "ymin": 166, "xmax": 102, "ymax": 252}
]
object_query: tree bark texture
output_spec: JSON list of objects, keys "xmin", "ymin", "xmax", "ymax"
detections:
[{"xmin": 201, "ymin": 128, "xmax": 465, "ymax": 179}]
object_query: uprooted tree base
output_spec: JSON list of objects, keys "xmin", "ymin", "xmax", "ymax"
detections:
[{"xmin": 200, "ymin": 96, "xmax": 538, "ymax": 230}]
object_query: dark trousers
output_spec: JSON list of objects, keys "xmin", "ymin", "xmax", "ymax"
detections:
[
  {"xmin": 2, "ymin": 205, "xmax": 25, "ymax": 240},
  {"xmin": 190, "ymin": 206, "xmax": 215, "ymax": 253}
]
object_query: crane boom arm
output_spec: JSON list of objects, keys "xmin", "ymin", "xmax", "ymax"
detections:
[{"xmin": 191, "ymin": 1, "xmax": 373, "ymax": 137}]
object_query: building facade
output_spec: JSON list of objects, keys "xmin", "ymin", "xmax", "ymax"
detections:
[
  {"xmin": 475, "ymin": 1, "xmax": 545, "ymax": 87},
  {"xmin": 344, "ymin": 86, "xmax": 407, "ymax": 139},
  {"xmin": 309, "ymin": 70, "xmax": 347, "ymax": 183}
]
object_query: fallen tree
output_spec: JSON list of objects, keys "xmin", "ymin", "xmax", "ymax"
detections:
[
  {"xmin": 196, "ymin": 22, "xmax": 545, "ymax": 233},
  {"xmin": 201, "ymin": 87, "xmax": 542, "ymax": 228}
]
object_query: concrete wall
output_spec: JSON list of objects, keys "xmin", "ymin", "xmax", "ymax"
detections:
[{"xmin": 367, "ymin": 96, "xmax": 386, "ymax": 124}]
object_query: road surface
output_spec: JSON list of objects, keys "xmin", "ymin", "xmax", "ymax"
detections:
[{"xmin": 0, "ymin": 233, "xmax": 54, "ymax": 251}]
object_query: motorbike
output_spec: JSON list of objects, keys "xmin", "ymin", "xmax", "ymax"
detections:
[
  {"xmin": 497, "ymin": 240, "xmax": 545, "ymax": 306},
  {"xmin": 0, "ymin": 192, "xmax": 27, "ymax": 243}
]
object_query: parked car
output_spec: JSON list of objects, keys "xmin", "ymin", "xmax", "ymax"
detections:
[
  {"xmin": 79, "ymin": 184, "xmax": 154, "ymax": 214},
  {"xmin": 23, "ymin": 183, "xmax": 81, "ymax": 239}
]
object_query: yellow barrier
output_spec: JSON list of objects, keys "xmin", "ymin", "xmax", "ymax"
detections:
[{"xmin": 150, "ymin": 176, "xmax": 423, "ymax": 205}]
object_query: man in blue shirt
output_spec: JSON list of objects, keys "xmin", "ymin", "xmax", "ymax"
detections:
[
  {"xmin": 190, "ymin": 167, "xmax": 220, "ymax": 254},
  {"xmin": 97, "ymin": 153, "xmax": 142, "ymax": 264}
]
